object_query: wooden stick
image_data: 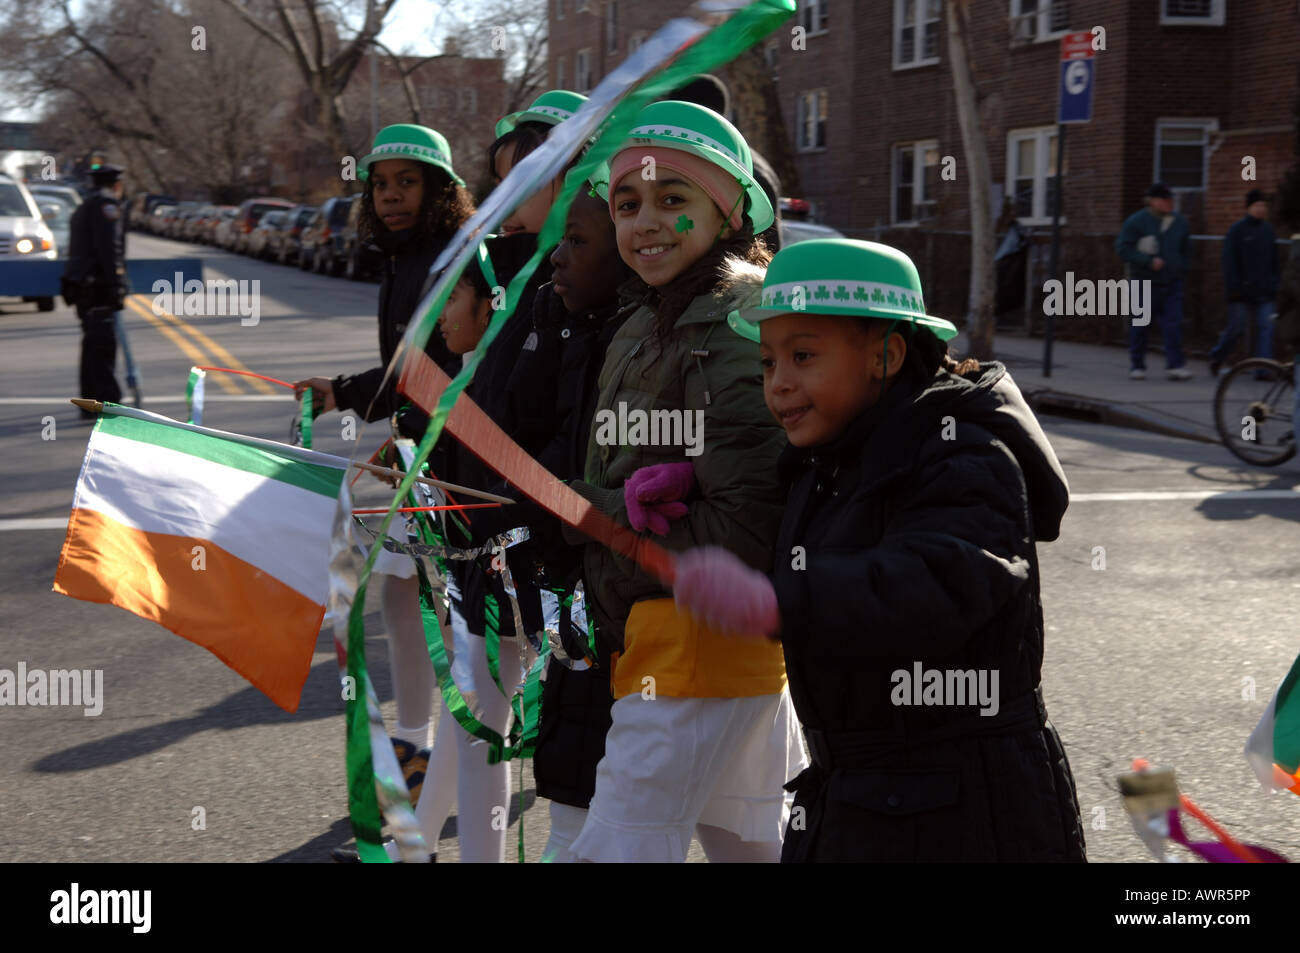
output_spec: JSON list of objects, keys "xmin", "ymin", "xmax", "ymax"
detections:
[
  {"xmin": 352, "ymin": 504, "xmax": 502, "ymax": 514},
  {"xmin": 71, "ymin": 399, "xmax": 103, "ymax": 413},
  {"xmin": 350, "ymin": 460, "xmax": 514, "ymax": 503}
]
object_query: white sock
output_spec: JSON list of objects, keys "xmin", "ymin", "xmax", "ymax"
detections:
[
  {"xmin": 542, "ymin": 801, "xmax": 588, "ymax": 863},
  {"xmin": 413, "ymin": 694, "xmax": 460, "ymax": 847},
  {"xmin": 454, "ymin": 634, "xmax": 522, "ymax": 863},
  {"xmin": 381, "ymin": 574, "xmax": 434, "ymax": 744}
]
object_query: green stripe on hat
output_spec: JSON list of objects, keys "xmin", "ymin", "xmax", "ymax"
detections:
[
  {"xmin": 744, "ymin": 238, "xmax": 958, "ymax": 340},
  {"xmin": 495, "ymin": 90, "xmax": 589, "ymax": 138}
]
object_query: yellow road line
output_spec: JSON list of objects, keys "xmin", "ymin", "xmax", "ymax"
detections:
[
  {"xmin": 122, "ymin": 297, "xmax": 243, "ymax": 395},
  {"xmin": 132, "ymin": 295, "xmax": 278, "ymax": 396}
]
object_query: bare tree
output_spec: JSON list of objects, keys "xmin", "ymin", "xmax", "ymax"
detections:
[
  {"xmin": 442, "ymin": 0, "xmax": 547, "ymax": 115},
  {"xmin": 0, "ymin": 0, "xmax": 301, "ymax": 197},
  {"xmin": 946, "ymin": 0, "xmax": 996, "ymax": 360},
  {"xmin": 213, "ymin": 0, "xmax": 407, "ymax": 189}
]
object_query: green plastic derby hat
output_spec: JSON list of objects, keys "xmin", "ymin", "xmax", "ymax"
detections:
[
  {"xmin": 358, "ymin": 124, "xmax": 464, "ymax": 186},
  {"xmin": 495, "ymin": 89, "xmax": 589, "ymax": 138},
  {"xmin": 743, "ymin": 238, "xmax": 959, "ymax": 340},
  {"xmin": 590, "ymin": 100, "xmax": 775, "ymax": 234}
]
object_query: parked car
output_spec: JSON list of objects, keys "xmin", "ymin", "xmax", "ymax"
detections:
[
  {"xmin": 180, "ymin": 205, "xmax": 215, "ymax": 242},
  {"xmin": 35, "ymin": 194, "xmax": 76, "ymax": 257},
  {"xmin": 165, "ymin": 202, "xmax": 201, "ymax": 239},
  {"xmin": 232, "ymin": 197, "xmax": 293, "ymax": 254},
  {"xmin": 300, "ymin": 196, "xmax": 354, "ymax": 275},
  {"xmin": 150, "ymin": 204, "xmax": 176, "ymax": 235},
  {"xmin": 0, "ymin": 174, "xmax": 58, "ymax": 310},
  {"xmin": 201, "ymin": 205, "xmax": 236, "ymax": 244},
  {"xmin": 128, "ymin": 192, "xmax": 177, "ymax": 231},
  {"xmin": 247, "ymin": 210, "xmax": 287, "ymax": 259},
  {"xmin": 341, "ymin": 197, "xmax": 383, "ymax": 281},
  {"xmin": 780, "ymin": 220, "xmax": 844, "ymax": 246},
  {"xmin": 213, "ymin": 207, "xmax": 241, "ymax": 249},
  {"xmin": 28, "ymin": 183, "xmax": 82, "ymax": 210},
  {"xmin": 277, "ymin": 205, "xmax": 316, "ymax": 265}
]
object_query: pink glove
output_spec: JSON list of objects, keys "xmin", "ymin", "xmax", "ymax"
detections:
[
  {"xmin": 625, "ymin": 462, "xmax": 695, "ymax": 536},
  {"xmin": 673, "ymin": 546, "xmax": 779, "ymax": 639}
]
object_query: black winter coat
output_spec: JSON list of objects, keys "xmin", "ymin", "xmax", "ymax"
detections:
[
  {"xmin": 331, "ymin": 228, "xmax": 458, "ymax": 423},
  {"xmin": 525, "ymin": 282, "xmax": 634, "ymax": 808},
  {"xmin": 774, "ymin": 359, "xmax": 1086, "ymax": 863}
]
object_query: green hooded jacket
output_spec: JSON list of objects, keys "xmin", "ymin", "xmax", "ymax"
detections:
[{"xmin": 572, "ymin": 259, "xmax": 787, "ymax": 647}]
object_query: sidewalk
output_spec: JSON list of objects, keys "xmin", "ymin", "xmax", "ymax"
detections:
[{"xmin": 952, "ymin": 331, "xmax": 1223, "ymax": 444}]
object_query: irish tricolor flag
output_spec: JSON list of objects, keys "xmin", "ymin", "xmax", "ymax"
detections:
[
  {"xmin": 1245, "ymin": 653, "xmax": 1300, "ymax": 795},
  {"xmin": 53, "ymin": 404, "xmax": 346, "ymax": 712}
]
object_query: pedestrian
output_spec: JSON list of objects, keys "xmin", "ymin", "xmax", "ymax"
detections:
[
  {"xmin": 62, "ymin": 163, "xmax": 129, "ymax": 413},
  {"xmin": 290, "ymin": 123, "xmax": 474, "ymax": 862},
  {"xmin": 1209, "ymin": 189, "xmax": 1280, "ymax": 375},
  {"xmin": 1116, "ymin": 182, "xmax": 1192, "ymax": 380},
  {"xmin": 565, "ymin": 100, "xmax": 806, "ymax": 863},
  {"xmin": 673, "ymin": 237, "xmax": 1088, "ymax": 862}
]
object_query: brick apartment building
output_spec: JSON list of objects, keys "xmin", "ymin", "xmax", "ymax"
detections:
[{"xmin": 549, "ymin": 0, "xmax": 1300, "ymax": 349}]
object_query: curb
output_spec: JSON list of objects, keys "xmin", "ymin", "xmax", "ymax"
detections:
[{"xmin": 1021, "ymin": 387, "xmax": 1221, "ymax": 445}]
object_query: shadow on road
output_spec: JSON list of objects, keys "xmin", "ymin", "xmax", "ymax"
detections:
[{"xmin": 28, "ymin": 629, "xmax": 398, "ymax": 773}]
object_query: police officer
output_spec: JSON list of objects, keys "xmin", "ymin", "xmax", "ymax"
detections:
[{"xmin": 63, "ymin": 163, "xmax": 129, "ymax": 411}]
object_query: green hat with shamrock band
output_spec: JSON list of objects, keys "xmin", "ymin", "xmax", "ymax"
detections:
[
  {"xmin": 495, "ymin": 89, "xmax": 589, "ymax": 138},
  {"xmin": 742, "ymin": 238, "xmax": 959, "ymax": 341},
  {"xmin": 358, "ymin": 124, "xmax": 464, "ymax": 186},
  {"xmin": 589, "ymin": 100, "xmax": 775, "ymax": 234}
]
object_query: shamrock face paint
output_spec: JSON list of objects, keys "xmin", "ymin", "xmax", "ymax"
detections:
[{"xmin": 674, "ymin": 214, "xmax": 694, "ymax": 233}]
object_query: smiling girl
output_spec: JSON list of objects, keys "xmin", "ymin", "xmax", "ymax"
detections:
[
  {"xmin": 291, "ymin": 124, "xmax": 473, "ymax": 862},
  {"xmin": 563, "ymin": 101, "xmax": 806, "ymax": 863}
]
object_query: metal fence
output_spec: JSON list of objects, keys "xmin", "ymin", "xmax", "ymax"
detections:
[{"xmin": 841, "ymin": 226, "xmax": 1296, "ymax": 358}]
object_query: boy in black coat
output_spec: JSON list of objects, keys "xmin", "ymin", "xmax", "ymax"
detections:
[{"xmin": 673, "ymin": 239, "xmax": 1087, "ymax": 862}]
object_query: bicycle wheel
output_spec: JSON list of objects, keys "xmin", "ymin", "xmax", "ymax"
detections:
[{"xmin": 1214, "ymin": 358, "xmax": 1296, "ymax": 466}]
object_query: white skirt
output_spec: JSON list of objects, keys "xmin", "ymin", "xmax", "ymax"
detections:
[{"xmin": 570, "ymin": 688, "xmax": 807, "ymax": 863}]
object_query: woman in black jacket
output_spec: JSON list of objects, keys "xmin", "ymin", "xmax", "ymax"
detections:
[{"xmin": 292, "ymin": 124, "xmax": 473, "ymax": 863}]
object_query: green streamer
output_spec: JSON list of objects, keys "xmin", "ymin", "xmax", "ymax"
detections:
[
  {"xmin": 300, "ymin": 389, "xmax": 313, "ymax": 449},
  {"xmin": 339, "ymin": 0, "xmax": 797, "ymax": 862}
]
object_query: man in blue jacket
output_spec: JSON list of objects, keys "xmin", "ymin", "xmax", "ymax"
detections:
[
  {"xmin": 1116, "ymin": 183, "xmax": 1192, "ymax": 380},
  {"xmin": 1209, "ymin": 189, "xmax": 1279, "ymax": 375}
]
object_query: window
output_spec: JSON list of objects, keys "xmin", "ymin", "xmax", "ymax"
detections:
[
  {"xmin": 556, "ymin": 56, "xmax": 565, "ymax": 90},
  {"xmin": 1006, "ymin": 127, "xmax": 1063, "ymax": 223},
  {"xmin": 575, "ymin": 0, "xmax": 590, "ymax": 11},
  {"xmin": 892, "ymin": 141, "xmax": 940, "ymax": 224},
  {"xmin": 796, "ymin": 89, "xmax": 828, "ymax": 151},
  {"xmin": 606, "ymin": 1, "xmax": 618, "ymax": 53},
  {"xmin": 1155, "ymin": 120, "xmax": 1216, "ymax": 192},
  {"xmin": 575, "ymin": 48, "xmax": 592, "ymax": 93},
  {"xmin": 460, "ymin": 87, "xmax": 477, "ymax": 113},
  {"xmin": 1010, "ymin": 0, "xmax": 1070, "ymax": 45},
  {"xmin": 629, "ymin": 32, "xmax": 647, "ymax": 53},
  {"xmin": 1160, "ymin": 0, "xmax": 1224, "ymax": 25},
  {"xmin": 893, "ymin": 0, "xmax": 942, "ymax": 70},
  {"xmin": 800, "ymin": 0, "xmax": 829, "ymax": 35},
  {"xmin": 556, "ymin": 0, "xmax": 566, "ymax": 18}
]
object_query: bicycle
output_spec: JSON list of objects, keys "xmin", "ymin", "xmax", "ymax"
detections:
[{"xmin": 1213, "ymin": 357, "xmax": 1296, "ymax": 466}]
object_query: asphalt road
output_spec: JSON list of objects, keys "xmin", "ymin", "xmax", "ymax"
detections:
[{"xmin": 2, "ymin": 234, "xmax": 1298, "ymax": 863}]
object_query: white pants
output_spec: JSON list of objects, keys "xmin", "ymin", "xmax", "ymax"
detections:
[{"xmin": 571, "ymin": 689, "xmax": 806, "ymax": 863}]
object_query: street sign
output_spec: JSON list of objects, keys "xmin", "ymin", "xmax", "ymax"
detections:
[{"xmin": 1058, "ymin": 31, "xmax": 1095, "ymax": 125}]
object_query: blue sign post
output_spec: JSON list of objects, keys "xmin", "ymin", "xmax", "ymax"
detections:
[{"xmin": 1044, "ymin": 32, "xmax": 1097, "ymax": 377}]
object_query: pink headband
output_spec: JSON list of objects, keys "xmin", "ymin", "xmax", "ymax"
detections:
[{"xmin": 608, "ymin": 146, "xmax": 745, "ymax": 232}]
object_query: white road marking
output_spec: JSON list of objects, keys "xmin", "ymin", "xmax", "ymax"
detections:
[
  {"xmin": 0, "ymin": 518, "xmax": 68, "ymax": 531},
  {"xmin": 1072, "ymin": 489, "xmax": 1300, "ymax": 502}
]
